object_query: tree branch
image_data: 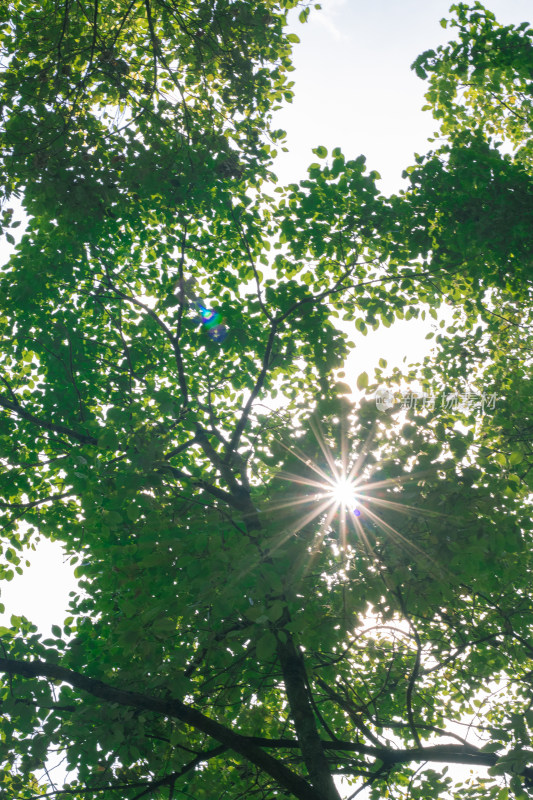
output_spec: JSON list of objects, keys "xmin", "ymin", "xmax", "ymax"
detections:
[
  {"xmin": 226, "ymin": 320, "xmax": 278, "ymax": 456},
  {"xmin": 105, "ymin": 284, "xmax": 189, "ymax": 404},
  {"xmin": 246, "ymin": 737, "xmax": 533, "ymax": 783},
  {"xmin": 0, "ymin": 396, "xmax": 97, "ymax": 446},
  {"xmin": 0, "ymin": 657, "xmax": 322, "ymax": 800},
  {"xmin": 275, "ymin": 635, "xmax": 342, "ymax": 800}
]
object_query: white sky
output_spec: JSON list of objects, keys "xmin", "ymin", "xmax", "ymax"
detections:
[
  {"xmin": 273, "ymin": 0, "xmax": 532, "ymax": 389},
  {"xmin": 1, "ymin": 1, "xmax": 531, "ymax": 793},
  {"xmin": 275, "ymin": 0, "xmax": 532, "ymax": 192}
]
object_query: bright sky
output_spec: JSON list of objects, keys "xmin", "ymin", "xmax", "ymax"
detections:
[
  {"xmin": 274, "ymin": 0, "xmax": 532, "ymax": 388},
  {"xmin": 276, "ymin": 0, "xmax": 532, "ymax": 192},
  {"xmin": 1, "ymin": 1, "xmax": 531, "ymax": 792}
]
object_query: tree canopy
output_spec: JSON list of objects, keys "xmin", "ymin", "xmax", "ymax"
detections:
[{"xmin": 0, "ymin": 2, "xmax": 532, "ymax": 799}]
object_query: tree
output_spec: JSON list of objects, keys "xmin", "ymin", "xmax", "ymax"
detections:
[{"xmin": 0, "ymin": 2, "xmax": 532, "ymax": 799}]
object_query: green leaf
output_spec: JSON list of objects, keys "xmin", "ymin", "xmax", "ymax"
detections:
[
  {"xmin": 334, "ymin": 381, "xmax": 352, "ymax": 395},
  {"xmin": 126, "ymin": 505, "xmax": 137, "ymax": 521},
  {"xmin": 266, "ymin": 600, "xmax": 285, "ymax": 622},
  {"xmin": 255, "ymin": 632, "xmax": 277, "ymax": 660},
  {"xmin": 356, "ymin": 371, "xmax": 369, "ymax": 390}
]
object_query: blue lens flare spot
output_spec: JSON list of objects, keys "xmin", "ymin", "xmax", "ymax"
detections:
[
  {"xmin": 210, "ymin": 325, "xmax": 229, "ymax": 343},
  {"xmin": 354, "ymin": 508, "xmax": 361, "ymax": 516},
  {"xmin": 183, "ymin": 284, "xmax": 229, "ymax": 344}
]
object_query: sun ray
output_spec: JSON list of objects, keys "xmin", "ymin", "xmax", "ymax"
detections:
[
  {"xmin": 264, "ymin": 417, "xmax": 452, "ymax": 585},
  {"xmin": 349, "ymin": 508, "xmax": 375, "ymax": 555},
  {"xmin": 228, "ymin": 495, "xmax": 337, "ymax": 592},
  {"xmin": 274, "ymin": 470, "xmax": 334, "ymax": 493},
  {"xmin": 340, "ymin": 413, "xmax": 349, "ymax": 484},
  {"xmin": 263, "ymin": 492, "xmax": 328, "ymax": 514},
  {"xmin": 278, "ymin": 495, "xmax": 337, "ymax": 540},
  {"xmin": 207, "ymin": 421, "xmax": 450, "ymax": 613},
  {"xmin": 294, "ymin": 501, "xmax": 340, "ymax": 578},
  {"xmin": 274, "ymin": 438, "xmax": 338, "ymax": 485},
  {"xmin": 353, "ymin": 502, "xmax": 446, "ymax": 578},
  {"xmin": 360, "ymin": 494, "xmax": 444, "ymax": 519},
  {"xmin": 345, "ymin": 423, "xmax": 377, "ymax": 485},
  {"xmin": 359, "ymin": 469, "xmax": 434, "ymax": 493},
  {"xmin": 310, "ymin": 416, "xmax": 343, "ymax": 482}
]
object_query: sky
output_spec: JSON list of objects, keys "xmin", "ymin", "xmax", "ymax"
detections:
[
  {"xmin": 1, "ymin": 0, "xmax": 531, "ymax": 792},
  {"xmin": 275, "ymin": 0, "xmax": 532, "ymax": 192},
  {"xmin": 273, "ymin": 0, "xmax": 532, "ymax": 389}
]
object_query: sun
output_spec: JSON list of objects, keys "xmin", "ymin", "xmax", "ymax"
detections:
[
  {"xmin": 234, "ymin": 416, "xmax": 446, "ymax": 591},
  {"xmin": 327, "ymin": 476, "xmax": 359, "ymax": 513},
  {"xmin": 267, "ymin": 417, "xmax": 438, "ymax": 556}
]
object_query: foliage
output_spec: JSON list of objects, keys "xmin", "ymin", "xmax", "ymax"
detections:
[{"xmin": 0, "ymin": 3, "xmax": 532, "ymax": 800}]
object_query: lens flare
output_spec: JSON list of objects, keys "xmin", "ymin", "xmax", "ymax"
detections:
[
  {"xmin": 263, "ymin": 416, "xmax": 444, "ymax": 575},
  {"xmin": 328, "ymin": 477, "xmax": 358, "ymax": 511},
  {"xmin": 177, "ymin": 278, "xmax": 229, "ymax": 342},
  {"xmin": 225, "ymin": 417, "xmax": 451, "ymax": 602}
]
